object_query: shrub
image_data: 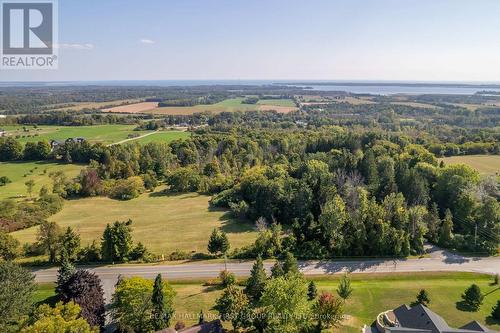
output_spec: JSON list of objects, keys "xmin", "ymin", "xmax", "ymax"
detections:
[
  {"xmin": 168, "ymin": 249, "xmax": 191, "ymax": 261},
  {"xmin": 219, "ymin": 270, "xmax": 236, "ymax": 287},
  {"xmin": 0, "ymin": 176, "xmax": 11, "ymax": 186},
  {"xmin": 106, "ymin": 177, "xmax": 145, "ymax": 200},
  {"xmin": 461, "ymin": 284, "xmax": 483, "ymax": 311}
]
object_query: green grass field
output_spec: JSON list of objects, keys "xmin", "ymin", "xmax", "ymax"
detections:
[
  {"xmin": 439, "ymin": 155, "xmax": 500, "ymax": 175},
  {"xmin": 134, "ymin": 131, "xmax": 190, "ymax": 144},
  {"xmin": 12, "ymin": 191, "xmax": 257, "ymax": 255},
  {"xmin": 149, "ymin": 97, "xmax": 296, "ymax": 115},
  {"xmin": 0, "ymin": 161, "xmax": 82, "ymax": 200},
  {"xmin": 33, "ymin": 272, "xmax": 500, "ymax": 330},
  {"xmin": 2, "ymin": 124, "xmax": 152, "ymax": 145}
]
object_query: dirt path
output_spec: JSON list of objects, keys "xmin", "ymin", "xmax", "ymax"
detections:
[{"xmin": 108, "ymin": 130, "xmax": 159, "ymax": 146}]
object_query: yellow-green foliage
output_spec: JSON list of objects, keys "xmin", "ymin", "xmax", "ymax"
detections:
[{"xmin": 22, "ymin": 301, "xmax": 98, "ymax": 333}]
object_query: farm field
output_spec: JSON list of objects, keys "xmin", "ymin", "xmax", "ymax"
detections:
[
  {"xmin": 0, "ymin": 161, "xmax": 82, "ymax": 200},
  {"xmin": 102, "ymin": 101, "xmax": 159, "ymax": 113},
  {"xmin": 1, "ymin": 124, "xmax": 152, "ymax": 145},
  {"xmin": 46, "ymin": 99, "xmax": 145, "ymax": 112},
  {"xmin": 33, "ymin": 272, "xmax": 500, "ymax": 330},
  {"xmin": 139, "ymin": 97, "xmax": 297, "ymax": 115},
  {"xmin": 12, "ymin": 191, "xmax": 257, "ymax": 255},
  {"xmin": 439, "ymin": 155, "xmax": 500, "ymax": 175}
]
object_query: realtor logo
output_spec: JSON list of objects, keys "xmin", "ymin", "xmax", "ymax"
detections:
[{"xmin": 1, "ymin": 0, "xmax": 58, "ymax": 69}]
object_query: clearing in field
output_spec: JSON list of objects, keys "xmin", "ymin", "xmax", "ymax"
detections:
[
  {"xmin": 102, "ymin": 102, "xmax": 159, "ymax": 113},
  {"xmin": 12, "ymin": 191, "xmax": 257, "ymax": 255},
  {"xmin": 439, "ymin": 155, "xmax": 500, "ymax": 175},
  {"xmin": 2, "ymin": 124, "xmax": 152, "ymax": 145},
  {"xmin": 0, "ymin": 161, "xmax": 82, "ymax": 200},
  {"xmin": 33, "ymin": 272, "xmax": 500, "ymax": 330}
]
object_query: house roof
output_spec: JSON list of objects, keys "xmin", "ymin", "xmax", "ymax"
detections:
[
  {"xmin": 459, "ymin": 321, "xmax": 490, "ymax": 332},
  {"xmin": 391, "ymin": 304, "xmax": 498, "ymax": 333}
]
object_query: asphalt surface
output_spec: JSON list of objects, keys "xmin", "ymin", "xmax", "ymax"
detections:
[{"xmin": 32, "ymin": 253, "xmax": 500, "ymax": 302}]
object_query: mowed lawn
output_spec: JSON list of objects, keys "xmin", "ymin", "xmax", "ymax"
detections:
[
  {"xmin": 135, "ymin": 130, "xmax": 190, "ymax": 144},
  {"xmin": 2, "ymin": 124, "xmax": 152, "ymax": 145},
  {"xmin": 0, "ymin": 161, "xmax": 82, "ymax": 200},
  {"xmin": 12, "ymin": 191, "xmax": 257, "ymax": 255},
  {"xmin": 439, "ymin": 155, "xmax": 500, "ymax": 175},
  {"xmin": 33, "ymin": 273, "xmax": 500, "ymax": 330}
]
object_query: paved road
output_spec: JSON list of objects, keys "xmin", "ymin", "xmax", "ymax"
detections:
[{"xmin": 32, "ymin": 254, "xmax": 500, "ymax": 302}]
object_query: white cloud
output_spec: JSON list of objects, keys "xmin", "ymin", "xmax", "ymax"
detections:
[
  {"xmin": 140, "ymin": 39, "xmax": 155, "ymax": 44},
  {"xmin": 54, "ymin": 43, "xmax": 94, "ymax": 50}
]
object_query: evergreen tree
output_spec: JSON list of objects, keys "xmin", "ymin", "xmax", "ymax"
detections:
[
  {"xmin": 56, "ymin": 257, "xmax": 75, "ymax": 295},
  {"xmin": 307, "ymin": 281, "xmax": 318, "ymax": 300},
  {"xmin": 219, "ymin": 231, "xmax": 230, "ymax": 255},
  {"xmin": 207, "ymin": 228, "xmax": 220, "ymax": 255},
  {"xmin": 282, "ymin": 251, "xmax": 299, "ymax": 275},
  {"xmin": 361, "ymin": 149, "xmax": 379, "ymax": 193},
  {"xmin": 244, "ymin": 255, "xmax": 267, "ymax": 302},
  {"xmin": 462, "ymin": 284, "xmax": 483, "ymax": 311},
  {"xmin": 271, "ymin": 261, "xmax": 284, "ymax": 278},
  {"xmin": 377, "ymin": 157, "xmax": 397, "ymax": 200},
  {"xmin": 101, "ymin": 224, "xmax": 114, "ymax": 262},
  {"xmin": 100, "ymin": 220, "xmax": 134, "ymax": 262},
  {"xmin": 416, "ymin": 289, "xmax": 430, "ymax": 306},
  {"xmin": 152, "ymin": 274, "xmax": 168, "ymax": 330},
  {"xmin": 59, "ymin": 227, "xmax": 81, "ymax": 261},
  {"xmin": 492, "ymin": 300, "xmax": 500, "ymax": 320},
  {"xmin": 198, "ymin": 310, "xmax": 205, "ymax": 325},
  {"xmin": 337, "ymin": 273, "xmax": 353, "ymax": 301},
  {"xmin": 425, "ymin": 203, "xmax": 441, "ymax": 243},
  {"xmin": 439, "ymin": 209, "xmax": 454, "ymax": 247},
  {"xmin": 207, "ymin": 228, "xmax": 230, "ymax": 257}
]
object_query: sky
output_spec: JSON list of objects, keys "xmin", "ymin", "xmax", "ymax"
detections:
[{"xmin": 1, "ymin": 0, "xmax": 500, "ymax": 82}]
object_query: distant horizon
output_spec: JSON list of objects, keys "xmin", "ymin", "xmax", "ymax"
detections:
[
  {"xmin": 1, "ymin": 0, "xmax": 499, "ymax": 82},
  {"xmin": 2, "ymin": 79, "xmax": 500, "ymax": 86}
]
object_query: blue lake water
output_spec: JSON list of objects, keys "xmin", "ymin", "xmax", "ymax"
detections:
[
  {"xmin": 1, "ymin": 80, "xmax": 500, "ymax": 95},
  {"xmin": 286, "ymin": 84, "xmax": 500, "ymax": 95}
]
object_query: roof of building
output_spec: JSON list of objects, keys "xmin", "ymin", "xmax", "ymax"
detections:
[{"xmin": 389, "ymin": 304, "xmax": 498, "ymax": 333}]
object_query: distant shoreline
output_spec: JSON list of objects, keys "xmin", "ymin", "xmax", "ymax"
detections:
[{"xmin": 1, "ymin": 80, "xmax": 500, "ymax": 89}]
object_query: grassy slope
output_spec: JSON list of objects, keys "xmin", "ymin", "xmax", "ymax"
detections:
[
  {"xmin": 439, "ymin": 155, "xmax": 500, "ymax": 175},
  {"xmin": 12, "ymin": 191, "xmax": 257, "ymax": 255},
  {"xmin": 2, "ymin": 124, "xmax": 151, "ymax": 145},
  {"xmin": 0, "ymin": 161, "xmax": 82, "ymax": 200},
  {"xmin": 34, "ymin": 273, "xmax": 500, "ymax": 330}
]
